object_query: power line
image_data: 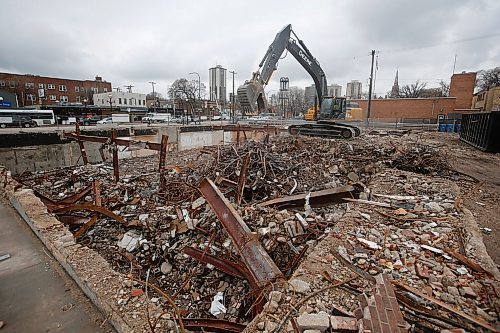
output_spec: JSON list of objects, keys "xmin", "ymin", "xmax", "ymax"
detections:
[{"xmin": 380, "ymin": 32, "xmax": 500, "ymax": 54}]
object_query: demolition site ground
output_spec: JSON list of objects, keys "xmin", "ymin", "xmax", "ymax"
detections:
[{"xmin": 1, "ymin": 129, "xmax": 499, "ymax": 333}]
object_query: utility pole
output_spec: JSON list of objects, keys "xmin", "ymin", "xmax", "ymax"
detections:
[
  {"xmin": 367, "ymin": 50, "xmax": 375, "ymax": 124},
  {"xmin": 229, "ymin": 70, "xmax": 237, "ymax": 123},
  {"xmin": 124, "ymin": 85, "xmax": 134, "ymax": 93},
  {"xmin": 149, "ymin": 81, "xmax": 156, "ymax": 113}
]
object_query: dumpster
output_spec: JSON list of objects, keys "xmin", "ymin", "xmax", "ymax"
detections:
[
  {"xmin": 446, "ymin": 122, "xmax": 454, "ymax": 133},
  {"xmin": 438, "ymin": 123, "xmax": 447, "ymax": 132},
  {"xmin": 460, "ymin": 112, "xmax": 500, "ymax": 152}
]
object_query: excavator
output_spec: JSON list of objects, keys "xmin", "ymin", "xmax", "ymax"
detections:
[{"xmin": 237, "ymin": 24, "xmax": 360, "ymax": 139}]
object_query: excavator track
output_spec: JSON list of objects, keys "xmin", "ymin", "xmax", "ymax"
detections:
[{"xmin": 288, "ymin": 121, "xmax": 361, "ymax": 139}]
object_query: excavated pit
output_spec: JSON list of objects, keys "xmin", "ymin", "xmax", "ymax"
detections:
[{"xmin": 2, "ymin": 131, "xmax": 499, "ymax": 333}]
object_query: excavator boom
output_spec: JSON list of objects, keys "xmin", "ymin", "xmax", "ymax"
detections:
[
  {"xmin": 237, "ymin": 24, "xmax": 326, "ymax": 115},
  {"xmin": 238, "ymin": 24, "xmax": 360, "ymax": 139}
]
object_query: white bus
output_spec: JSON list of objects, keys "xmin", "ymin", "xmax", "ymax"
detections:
[{"xmin": 0, "ymin": 109, "xmax": 56, "ymax": 128}]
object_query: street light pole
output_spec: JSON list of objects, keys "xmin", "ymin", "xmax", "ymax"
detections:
[
  {"xmin": 108, "ymin": 94, "xmax": 113, "ymax": 115},
  {"xmin": 149, "ymin": 81, "xmax": 156, "ymax": 113},
  {"xmin": 229, "ymin": 70, "xmax": 237, "ymax": 123}
]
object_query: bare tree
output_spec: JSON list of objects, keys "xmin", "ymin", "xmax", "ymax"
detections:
[
  {"xmin": 288, "ymin": 87, "xmax": 306, "ymax": 116},
  {"xmin": 168, "ymin": 78, "xmax": 196, "ymax": 100},
  {"xmin": 439, "ymin": 80, "xmax": 450, "ymax": 97},
  {"xmin": 146, "ymin": 91, "xmax": 163, "ymax": 99},
  {"xmin": 399, "ymin": 80, "xmax": 427, "ymax": 98},
  {"xmin": 476, "ymin": 66, "xmax": 500, "ymax": 91}
]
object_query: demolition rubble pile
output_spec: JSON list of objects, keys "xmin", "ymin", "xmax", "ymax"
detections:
[{"xmin": 15, "ymin": 133, "xmax": 499, "ymax": 332}]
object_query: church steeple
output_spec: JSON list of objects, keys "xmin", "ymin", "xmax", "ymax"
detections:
[{"xmin": 390, "ymin": 69, "xmax": 399, "ymax": 98}]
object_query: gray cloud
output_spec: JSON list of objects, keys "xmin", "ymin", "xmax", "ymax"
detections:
[{"xmin": 0, "ymin": 0, "xmax": 498, "ymax": 97}]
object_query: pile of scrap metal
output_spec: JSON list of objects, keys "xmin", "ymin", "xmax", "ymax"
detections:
[{"xmin": 14, "ymin": 134, "xmax": 465, "ymax": 332}]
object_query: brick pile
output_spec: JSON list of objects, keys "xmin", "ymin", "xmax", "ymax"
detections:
[{"xmin": 356, "ymin": 275, "xmax": 408, "ymax": 333}]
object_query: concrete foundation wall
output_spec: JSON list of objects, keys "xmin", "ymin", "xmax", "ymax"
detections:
[
  {"xmin": 0, "ymin": 141, "xmax": 108, "ymax": 175},
  {"xmin": 0, "ymin": 128, "xmax": 235, "ymax": 175}
]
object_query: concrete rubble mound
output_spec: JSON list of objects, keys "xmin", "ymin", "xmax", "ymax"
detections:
[{"xmin": 12, "ymin": 132, "xmax": 499, "ymax": 333}]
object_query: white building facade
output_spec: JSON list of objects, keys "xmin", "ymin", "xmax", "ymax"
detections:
[
  {"xmin": 209, "ymin": 65, "xmax": 227, "ymax": 103},
  {"xmin": 93, "ymin": 92, "xmax": 147, "ymax": 110},
  {"xmin": 327, "ymin": 84, "xmax": 342, "ymax": 97},
  {"xmin": 346, "ymin": 80, "xmax": 362, "ymax": 99}
]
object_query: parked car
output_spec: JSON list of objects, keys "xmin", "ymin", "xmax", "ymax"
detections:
[
  {"xmin": 0, "ymin": 115, "xmax": 37, "ymax": 128},
  {"xmin": 97, "ymin": 117, "xmax": 113, "ymax": 124},
  {"xmin": 80, "ymin": 116, "xmax": 101, "ymax": 126}
]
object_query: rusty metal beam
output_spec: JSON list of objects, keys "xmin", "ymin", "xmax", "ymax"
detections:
[
  {"xmin": 64, "ymin": 132, "xmax": 162, "ymax": 151},
  {"xmin": 33, "ymin": 190, "xmax": 69, "ymax": 212},
  {"xmin": 259, "ymin": 185, "xmax": 361, "ymax": 209},
  {"xmin": 58, "ymin": 215, "xmax": 91, "ymax": 225},
  {"xmin": 92, "ymin": 179, "xmax": 101, "ymax": 207},
  {"xmin": 58, "ymin": 185, "xmax": 92, "ymax": 205},
  {"xmin": 111, "ymin": 129, "xmax": 119, "ymax": 183},
  {"xmin": 159, "ymin": 135, "xmax": 169, "ymax": 193},
  {"xmin": 235, "ymin": 155, "xmax": 250, "ymax": 205},
  {"xmin": 236, "ymin": 124, "xmax": 241, "ymax": 146},
  {"xmin": 74, "ymin": 215, "xmax": 98, "ymax": 239},
  {"xmin": 183, "ymin": 246, "xmax": 247, "ymax": 280},
  {"xmin": 182, "ymin": 318, "xmax": 246, "ymax": 333},
  {"xmin": 54, "ymin": 204, "xmax": 126, "ymax": 225},
  {"xmin": 75, "ymin": 122, "xmax": 88, "ymax": 165},
  {"xmin": 285, "ymin": 244, "xmax": 309, "ymax": 277},
  {"xmin": 215, "ymin": 176, "xmax": 237, "ymax": 188},
  {"xmin": 199, "ymin": 178, "xmax": 283, "ymax": 288}
]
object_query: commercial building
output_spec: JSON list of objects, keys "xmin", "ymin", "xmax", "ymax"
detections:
[
  {"xmin": 327, "ymin": 84, "xmax": 342, "ymax": 97},
  {"xmin": 306, "ymin": 83, "xmax": 343, "ymax": 106},
  {"xmin": 0, "ymin": 90, "xmax": 18, "ymax": 108},
  {"xmin": 209, "ymin": 65, "xmax": 227, "ymax": 103},
  {"xmin": 0, "ymin": 72, "xmax": 112, "ymax": 107},
  {"xmin": 304, "ymin": 84, "xmax": 317, "ymax": 106},
  {"xmin": 93, "ymin": 92, "xmax": 147, "ymax": 111},
  {"xmin": 472, "ymin": 86, "xmax": 500, "ymax": 111},
  {"xmin": 346, "ymin": 80, "xmax": 362, "ymax": 99}
]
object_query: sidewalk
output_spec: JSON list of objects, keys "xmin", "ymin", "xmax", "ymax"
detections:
[{"xmin": 0, "ymin": 200, "xmax": 114, "ymax": 333}]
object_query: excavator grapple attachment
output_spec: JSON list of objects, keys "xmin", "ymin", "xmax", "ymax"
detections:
[{"xmin": 237, "ymin": 80, "xmax": 266, "ymax": 114}]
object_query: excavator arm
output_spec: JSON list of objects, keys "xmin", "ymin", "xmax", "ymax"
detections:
[{"xmin": 237, "ymin": 24, "xmax": 327, "ymax": 114}]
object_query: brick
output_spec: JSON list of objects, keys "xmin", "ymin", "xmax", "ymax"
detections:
[
  {"xmin": 415, "ymin": 263, "xmax": 429, "ymax": 278},
  {"xmin": 374, "ymin": 294, "xmax": 389, "ymax": 324},
  {"xmin": 330, "ymin": 316, "xmax": 358, "ymax": 331},
  {"xmin": 368, "ymin": 306, "xmax": 382, "ymax": 333},
  {"xmin": 351, "ymin": 72, "xmax": 476, "ymax": 120}
]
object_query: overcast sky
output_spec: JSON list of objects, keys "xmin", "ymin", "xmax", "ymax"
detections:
[{"xmin": 1, "ymin": 0, "xmax": 499, "ymax": 98}]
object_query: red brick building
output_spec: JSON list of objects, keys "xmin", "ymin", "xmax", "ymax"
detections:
[
  {"xmin": 352, "ymin": 72, "xmax": 477, "ymax": 120},
  {"xmin": 0, "ymin": 72, "xmax": 112, "ymax": 107}
]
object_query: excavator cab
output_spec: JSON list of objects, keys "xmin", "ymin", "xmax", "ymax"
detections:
[{"xmin": 318, "ymin": 97, "xmax": 346, "ymax": 120}]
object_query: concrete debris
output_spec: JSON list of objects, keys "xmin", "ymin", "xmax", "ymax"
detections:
[
  {"xmin": 296, "ymin": 313, "xmax": 330, "ymax": 332},
  {"xmin": 210, "ymin": 291, "xmax": 227, "ymax": 316},
  {"xmin": 13, "ymin": 132, "xmax": 498, "ymax": 332},
  {"xmin": 289, "ymin": 278, "xmax": 311, "ymax": 294},
  {"xmin": 117, "ymin": 230, "xmax": 142, "ymax": 252}
]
